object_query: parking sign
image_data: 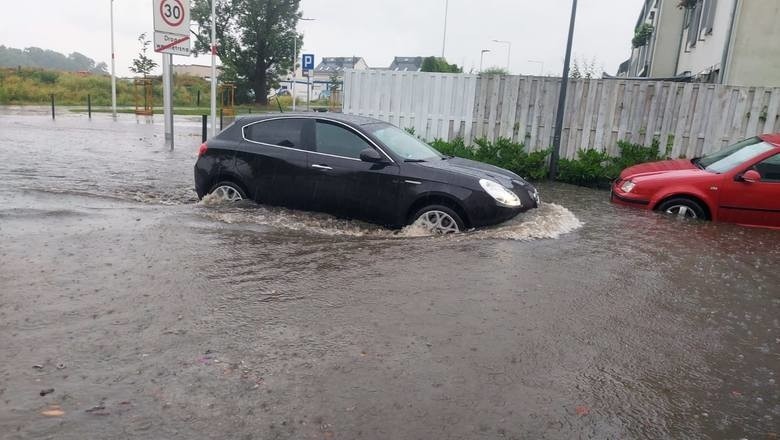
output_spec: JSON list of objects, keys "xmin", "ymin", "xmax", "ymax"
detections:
[{"xmin": 302, "ymin": 54, "xmax": 315, "ymax": 72}]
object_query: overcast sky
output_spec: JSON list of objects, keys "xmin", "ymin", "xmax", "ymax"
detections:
[{"xmin": 0, "ymin": 0, "xmax": 643, "ymax": 77}]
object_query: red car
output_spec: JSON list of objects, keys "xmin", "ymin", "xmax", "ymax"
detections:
[{"xmin": 611, "ymin": 134, "xmax": 780, "ymax": 229}]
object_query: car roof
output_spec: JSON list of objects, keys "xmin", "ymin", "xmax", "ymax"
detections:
[
  {"xmin": 235, "ymin": 113, "xmax": 384, "ymax": 129},
  {"xmin": 759, "ymin": 133, "xmax": 780, "ymax": 147}
]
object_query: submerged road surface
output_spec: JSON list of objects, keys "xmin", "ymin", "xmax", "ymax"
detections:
[{"xmin": 0, "ymin": 112, "xmax": 778, "ymax": 439}]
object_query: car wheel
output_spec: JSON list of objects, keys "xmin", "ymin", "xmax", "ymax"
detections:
[
  {"xmin": 657, "ymin": 197, "xmax": 707, "ymax": 220},
  {"xmin": 209, "ymin": 181, "xmax": 246, "ymax": 202},
  {"xmin": 410, "ymin": 205, "xmax": 464, "ymax": 234}
]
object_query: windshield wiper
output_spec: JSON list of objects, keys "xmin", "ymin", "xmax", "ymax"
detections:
[
  {"xmin": 404, "ymin": 159, "xmax": 427, "ymax": 163},
  {"xmin": 692, "ymin": 157, "xmax": 704, "ymax": 169}
]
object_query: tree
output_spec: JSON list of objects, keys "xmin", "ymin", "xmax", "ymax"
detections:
[
  {"xmin": 420, "ymin": 56, "xmax": 462, "ymax": 73},
  {"xmin": 129, "ymin": 33, "xmax": 158, "ymax": 78},
  {"xmin": 570, "ymin": 56, "xmax": 599, "ymax": 79},
  {"xmin": 481, "ymin": 66, "xmax": 509, "ymax": 76},
  {"xmin": 191, "ymin": 0, "xmax": 303, "ymax": 105}
]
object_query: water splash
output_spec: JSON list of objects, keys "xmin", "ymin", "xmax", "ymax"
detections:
[{"xmin": 198, "ymin": 200, "xmax": 582, "ymax": 241}]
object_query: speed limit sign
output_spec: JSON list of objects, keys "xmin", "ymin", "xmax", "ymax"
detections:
[
  {"xmin": 153, "ymin": 0, "xmax": 190, "ymax": 55},
  {"xmin": 153, "ymin": 0, "xmax": 190, "ymax": 36}
]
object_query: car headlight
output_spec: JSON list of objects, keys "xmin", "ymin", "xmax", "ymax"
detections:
[
  {"xmin": 620, "ymin": 180, "xmax": 636, "ymax": 193},
  {"xmin": 479, "ymin": 179, "xmax": 522, "ymax": 207}
]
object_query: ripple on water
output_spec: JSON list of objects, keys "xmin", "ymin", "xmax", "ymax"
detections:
[{"xmin": 198, "ymin": 195, "xmax": 582, "ymax": 241}]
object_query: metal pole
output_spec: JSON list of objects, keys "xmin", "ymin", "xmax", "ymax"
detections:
[
  {"xmin": 110, "ymin": 0, "xmax": 117, "ymax": 120},
  {"xmin": 202, "ymin": 114, "xmax": 207, "ymax": 142},
  {"xmin": 306, "ymin": 73, "xmax": 311, "ymax": 111},
  {"xmin": 88, "ymin": 94, "xmax": 92, "ymax": 119},
  {"xmin": 549, "ymin": 0, "xmax": 578, "ymax": 180},
  {"xmin": 210, "ymin": 0, "xmax": 217, "ymax": 136},
  {"xmin": 220, "ymin": 108, "xmax": 223, "ymax": 131},
  {"xmin": 163, "ymin": 53, "xmax": 174, "ymax": 150},
  {"xmin": 441, "ymin": 0, "xmax": 449, "ymax": 58},
  {"xmin": 506, "ymin": 42, "xmax": 512, "ymax": 72},
  {"xmin": 197, "ymin": 89, "xmax": 200, "ymax": 107},
  {"xmin": 292, "ymin": 38, "xmax": 297, "ymax": 112},
  {"xmin": 51, "ymin": 94, "xmax": 55, "ymax": 120}
]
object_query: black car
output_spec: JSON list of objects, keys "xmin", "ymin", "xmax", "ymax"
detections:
[{"xmin": 194, "ymin": 114, "xmax": 539, "ymax": 233}]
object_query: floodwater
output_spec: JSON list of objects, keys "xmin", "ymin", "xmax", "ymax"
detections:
[{"xmin": 0, "ymin": 110, "xmax": 778, "ymax": 439}]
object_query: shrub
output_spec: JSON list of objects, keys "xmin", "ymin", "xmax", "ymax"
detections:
[{"xmin": 428, "ymin": 137, "xmax": 550, "ymax": 181}]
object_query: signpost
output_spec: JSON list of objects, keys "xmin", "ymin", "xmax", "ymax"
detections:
[
  {"xmin": 153, "ymin": 0, "xmax": 191, "ymax": 150},
  {"xmin": 302, "ymin": 54, "xmax": 314, "ymax": 111}
]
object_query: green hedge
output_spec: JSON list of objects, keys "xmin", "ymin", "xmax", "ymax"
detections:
[{"xmin": 426, "ymin": 136, "xmax": 667, "ymax": 187}]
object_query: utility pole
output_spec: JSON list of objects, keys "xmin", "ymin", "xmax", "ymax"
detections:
[
  {"xmin": 210, "ymin": 0, "xmax": 217, "ymax": 136},
  {"xmin": 110, "ymin": 0, "xmax": 117, "ymax": 120},
  {"xmin": 549, "ymin": 0, "xmax": 578, "ymax": 180},
  {"xmin": 441, "ymin": 0, "xmax": 449, "ymax": 58}
]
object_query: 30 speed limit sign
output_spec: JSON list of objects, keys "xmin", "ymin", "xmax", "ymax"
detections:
[
  {"xmin": 154, "ymin": 0, "xmax": 190, "ymax": 35},
  {"xmin": 153, "ymin": 0, "xmax": 191, "ymax": 55}
]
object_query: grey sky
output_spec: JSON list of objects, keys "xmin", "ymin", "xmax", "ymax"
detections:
[{"xmin": 0, "ymin": 0, "xmax": 643, "ymax": 77}]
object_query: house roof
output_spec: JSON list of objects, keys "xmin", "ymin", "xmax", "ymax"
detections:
[
  {"xmin": 389, "ymin": 56, "xmax": 424, "ymax": 72},
  {"xmin": 314, "ymin": 57, "xmax": 364, "ymax": 73}
]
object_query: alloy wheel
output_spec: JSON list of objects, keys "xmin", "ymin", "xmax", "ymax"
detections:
[
  {"xmin": 212, "ymin": 185, "xmax": 243, "ymax": 202},
  {"xmin": 415, "ymin": 210, "xmax": 460, "ymax": 234},
  {"xmin": 664, "ymin": 204, "xmax": 698, "ymax": 219}
]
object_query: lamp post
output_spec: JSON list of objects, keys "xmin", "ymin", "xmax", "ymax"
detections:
[
  {"xmin": 492, "ymin": 39, "xmax": 511, "ymax": 72},
  {"xmin": 528, "ymin": 59, "xmax": 544, "ymax": 76},
  {"xmin": 291, "ymin": 17, "xmax": 315, "ymax": 112},
  {"xmin": 549, "ymin": 0, "xmax": 578, "ymax": 180},
  {"xmin": 441, "ymin": 0, "xmax": 449, "ymax": 58},
  {"xmin": 110, "ymin": 0, "xmax": 116, "ymax": 120},
  {"xmin": 479, "ymin": 49, "xmax": 490, "ymax": 73},
  {"xmin": 210, "ymin": 0, "xmax": 217, "ymax": 136}
]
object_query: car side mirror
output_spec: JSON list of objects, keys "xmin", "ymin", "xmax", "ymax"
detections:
[
  {"xmin": 359, "ymin": 148, "xmax": 384, "ymax": 163},
  {"xmin": 739, "ymin": 169, "xmax": 762, "ymax": 183}
]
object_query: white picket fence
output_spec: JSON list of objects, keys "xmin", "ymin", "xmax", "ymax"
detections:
[{"xmin": 342, "ymin": 70, "xmax": 780, "ymax": 159}]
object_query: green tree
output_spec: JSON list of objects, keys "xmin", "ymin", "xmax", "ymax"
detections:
[
  {"xmin": 191, "ymin": 0, "xmax": 303, "ymax": 105},
  {"xmin": 129, "ymin": 33, "xmax": 158, "ymax": 78},
  {"xmin": 420, "ymin": 56, "xmax": 462, "ymax": 73},
  {"xmin": 481, "ymin": 66, "xmax": 509, "ymax": 75}
]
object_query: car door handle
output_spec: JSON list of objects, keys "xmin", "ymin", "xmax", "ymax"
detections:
[{"xmin": 312, "ymin": 164, "xmax": 332, "ymax": 170}]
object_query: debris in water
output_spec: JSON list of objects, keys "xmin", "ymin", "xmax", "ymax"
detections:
[
  {"xmin": 41, "ymin": 406, "xmax": 64, "ymax": 417},
  {"xmin": 32, "ymin": 364, "xmax": 44, "ymax": 369},
  {"xmin": 56, "ymin": 363, "xmax": 66, "ymax": 370},
  {"xmin": 39, "ymin": 388, "xmax": 55, "ymax": 397},
  {"xmin": 575, "ymin": 405, "xmax": 590, "ymax": 416},
  {"xmin": 85, "ymin": 405, "xmax": 110, "ymax": 415}
]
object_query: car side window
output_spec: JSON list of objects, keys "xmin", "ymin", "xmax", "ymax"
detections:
[
  {"xmin": 754, "ymin": 154, "xmax": 780, "ymax": 182},
  {"xmin": 315, "ymin": 121, "xmax": 371, "ymax": 159},
  {"xmin": 244, "ymin": 119, "xmax": 312, "ymax": 150}
]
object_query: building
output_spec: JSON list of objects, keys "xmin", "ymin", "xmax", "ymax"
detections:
[
  {"xmin": 618, "ymin": 0, "xmax": 780, "ymax": 86},
  {"xmin": 172, "ymin": 64, "xmax": 222, "ymax": 79},
  {"xmin": 388, "ymin": 57, "xmax": 425, "ymax": 72}
]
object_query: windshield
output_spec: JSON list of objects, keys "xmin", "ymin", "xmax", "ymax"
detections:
[
  {"xmin": 366, "ymin": 124, "xmax": 444, "ymax": 161},
  {"xmin": 698, "ymin": 137, "xmax": 775, "ymax": 173}
]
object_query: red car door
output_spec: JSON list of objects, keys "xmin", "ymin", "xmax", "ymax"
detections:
[{"xmin": 718, "ymin": 153, "xmax": 780, "ymax": 227}]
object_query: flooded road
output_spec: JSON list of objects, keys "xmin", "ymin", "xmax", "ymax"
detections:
[{"xmin": 1, "ymin": 112, "xmax": 778, "ymax": 439}]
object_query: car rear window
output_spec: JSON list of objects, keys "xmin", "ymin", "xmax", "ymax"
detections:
[{"xmin": 244, "ymin": 118, "xmax": 308, "ymax": 150}]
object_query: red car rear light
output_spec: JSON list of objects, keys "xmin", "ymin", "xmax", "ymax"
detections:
[{"xmin": 198, "ymin": 143, "xmax": 208, "ymax": 157}]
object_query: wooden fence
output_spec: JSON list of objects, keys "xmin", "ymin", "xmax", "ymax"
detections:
[{"xmin": 343, "ymin": 70, "xmax": 780, "ymax": 159}]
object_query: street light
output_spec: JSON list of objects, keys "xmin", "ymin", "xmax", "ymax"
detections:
[
  {"xmin": 291, "ymin": 17, "xmax": 315, "ymax": 112},
  {"xmin": 492, "ymin": 39, "xmax": 511, "ymax": 72},
  {"xmin": 441, "ymin": 0, "xmax": 449, "ymax": 58},
  {"xmin": 550, "ymin": 0, "xmax": 578, "ymax": 180},
  {"xmin": 479, "ymin": 49, "xmax": 491, "ymax": 73},
  {"xmin": 110, "ymin": 0, "xmax": 116, "ymax": 120},
  {"xmin": 528, "ymin": 60, "xmax": 544, "ymax": 76}
]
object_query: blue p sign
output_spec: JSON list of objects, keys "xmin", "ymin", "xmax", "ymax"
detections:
[{"xmin": 302, "ymin": 54, "xmax": 315, "ymax": 71}]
